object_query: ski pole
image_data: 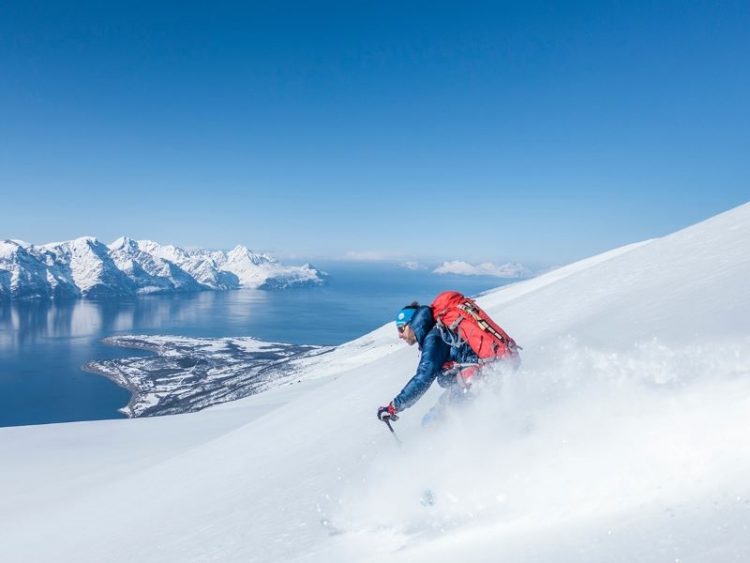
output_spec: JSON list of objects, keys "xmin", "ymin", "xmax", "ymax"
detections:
[{"xmin": 383, "ymin": 417, "xmax": 402, "ymax": 447}]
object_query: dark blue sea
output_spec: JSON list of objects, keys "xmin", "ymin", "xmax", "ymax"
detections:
[{"xmin": 0, "ymin": 262, "xmax": 510, "ymax": 427}]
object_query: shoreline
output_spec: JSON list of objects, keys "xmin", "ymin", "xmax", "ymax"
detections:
[
  {"xmin": 82, "ymin": 334, "xmax": 325, "ymax": 418},
  {"xmin": 81, "ymin": 362, "xmax": 141, "ymax": 418},
  {"xmin": 82, "ymin": 336, "xmax": 164, "ymax": 418}
]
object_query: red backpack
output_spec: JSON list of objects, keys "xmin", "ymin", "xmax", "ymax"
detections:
[{"xmin": 431, "ymin": 291, "xmax": 520, "ymax": 363}]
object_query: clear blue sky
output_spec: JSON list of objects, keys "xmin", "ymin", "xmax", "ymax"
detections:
[{"xmin": 1, "ymin": 1, "xmax": 748, "ymax": 267}]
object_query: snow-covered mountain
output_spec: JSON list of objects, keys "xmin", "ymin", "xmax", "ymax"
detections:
[
  {"xmin": 135, "ymin": 239, "xmax": 240, "ymax": 290},
  {"xmin": 108, "ymin": 237, "xmax": 203, "ymax": 294},
  {"xmin": 0, "ymin": 237, "xmax": 325, "ymax": 299},
  {"xmin": 41, "ymin": 237, "xmax": 137, "ymax": 299},
  {"xmin": 0, "ymin": 240, "xmax": 69, "ymax": 299},
  {"xmin": 1, "ymin": 203, "xmax": 749, "ymax": 562}
]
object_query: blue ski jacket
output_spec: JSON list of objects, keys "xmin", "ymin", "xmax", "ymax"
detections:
[{"xmin": 392, "ymin": 306, "xmax": 479, "ymax": 412}]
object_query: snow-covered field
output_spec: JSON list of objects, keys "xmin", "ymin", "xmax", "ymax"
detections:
[{"xmin": 1, "ymin": 203, "xmax": 749, "ymax": 562}]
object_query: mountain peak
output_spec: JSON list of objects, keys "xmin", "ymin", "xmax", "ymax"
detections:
[
  {"xmin": 74, "ymin": 236, "xmax": 98, "ymax": 245},
  {"xmin": 109, "ymin": 236, "xmax": 137, "ymax": 250}
]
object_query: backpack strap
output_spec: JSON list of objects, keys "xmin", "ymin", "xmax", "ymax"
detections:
[
  {"xmin": 457, "ymin": 301, "xmax": 507, "ymax": 344},
  {"xmin": 457, "ymin": 301, "xmax": 522, "ymax": 351},
  {"xmin": 436, "ymin": 323, "xmax": 464, "ymax": 348}
]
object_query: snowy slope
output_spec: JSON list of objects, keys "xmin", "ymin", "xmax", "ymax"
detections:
[
  {"xmin": 1, "ymin": 203, "xmax": 749, "ymax": 562},
  {"xmin": 0, "ymin": 240, "xmax": 59, "ymax": 299},
  {"xmin": 136, "ymin": 239, "xmax": 240, "ymax": 290},
  {"xmin": 41, "ymin": 237, "xmax": 137, "ymax": 298},
  {"xmin": 0, "ymin": 237, "xmax": 325, "ymax": 299},
  {"xmin": 108, "ymin": 237, "xmax": 203, "ymax": 293}
]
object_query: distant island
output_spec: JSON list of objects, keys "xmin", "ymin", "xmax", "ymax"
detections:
[{"xmin": 0, "ymin": 237, "xmax": 325, "ymax": 300}]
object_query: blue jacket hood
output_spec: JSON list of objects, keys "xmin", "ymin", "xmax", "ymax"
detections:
[{"xmin": 409, "ymin": 306, "xmax": 435, "ymax": 348}]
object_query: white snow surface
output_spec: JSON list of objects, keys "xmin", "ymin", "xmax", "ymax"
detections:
[{"xmin": 2, "ymin": 203, "xmax": 750, "ymax": 562}]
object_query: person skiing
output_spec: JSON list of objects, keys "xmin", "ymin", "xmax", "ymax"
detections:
[{"xmin": 377, "ymin": 295, "xmax": 519, "ymax": 427}]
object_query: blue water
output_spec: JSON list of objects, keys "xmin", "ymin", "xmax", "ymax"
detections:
[{"xmin": 0, "ymin": 262, "xmax": 509, "ymax": 427}]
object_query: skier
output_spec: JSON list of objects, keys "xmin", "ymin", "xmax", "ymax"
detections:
[{"xmin": 377, "ymin": 294, "xmax": 519, "ymax": 427}]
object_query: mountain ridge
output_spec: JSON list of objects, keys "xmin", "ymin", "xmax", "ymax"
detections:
[{"xmin": 0, "ymin": 237, "xmax": 325, "ymax": 300}]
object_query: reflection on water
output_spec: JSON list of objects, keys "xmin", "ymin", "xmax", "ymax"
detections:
[{"xmin": 0, "ymin": 291, "xmax": 277, "ymax": 349}]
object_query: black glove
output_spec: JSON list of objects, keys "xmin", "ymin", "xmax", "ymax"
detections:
[{"xmin": 377, "ymin": 403, "xmax": 399, "ymax": 422}]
